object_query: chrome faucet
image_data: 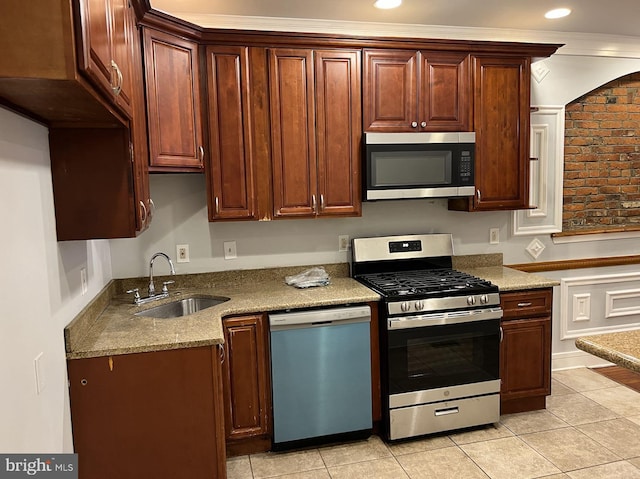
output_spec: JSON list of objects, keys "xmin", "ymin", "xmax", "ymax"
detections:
[
  {"xmin": 127, "ymin": 252, "xmax": 176, "ymax": 305},
  {"xmin": 148, "ymin": 252, "xmax": 176, "ymax": 296}
]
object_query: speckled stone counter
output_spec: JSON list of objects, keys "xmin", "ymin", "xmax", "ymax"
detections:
[
  {"xmin": 65, "ymin": 264, "xmax": 380, "ymax": 360},
  {"xmin": 575, "ymin": 331, "xmax": 640, "ymax": 373},
  {"xmin": 453, "ymin": 254, "xmax": 560, "ymax": 291}
]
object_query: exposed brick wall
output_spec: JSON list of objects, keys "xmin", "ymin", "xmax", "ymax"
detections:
[{"xmin": 563, "ymin": 72, "xmax": 640, "ymax": 231}]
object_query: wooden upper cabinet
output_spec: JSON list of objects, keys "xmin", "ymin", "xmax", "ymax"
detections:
[
  {"xmin": 315, "ymin": 50, "xmax": 362, "ymax": 217},
  {"xmin": 269, "ymin": 48, "xmax": 317, "ymax": 217},
  {"xmin": 143, "ymin": 28, "xmax": 204, "ymax": 171},
  {"xmin": 420, "ymin": 52, "xmax": 470, "ymax": 131},
  {"xmin": 205, "ymin": 45, "xmax": 257, "ymax": 220},
  {"xmin": 269, "ymin": 48, "xmax": 361, "ymax": 218},
  {"xmin": 468, "ymin": 55, "xmax": 531, "ymax": 211},
  {"xmin": 76, "ymin": 0, "xmax": 133, "ymax": 117},
  {"xmin": 363, "ymin": 49, "xmax": 469, "ymax": 132},
  {"xmin": 363, "ymin": 49, "xmax": 417, "ymax": 132}
]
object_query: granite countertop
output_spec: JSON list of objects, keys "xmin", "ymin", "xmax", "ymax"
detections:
[
  {"xmin": 453, "ymin": 254, "xmax": 560, "ymax": 291},
  {"xmin": 65, "ymin": 257, "xmax": 559, "ymax": 360},
  {"xmin": 65, "ymin": 264, "xmax": 380, "ymax": 360},
  {"xmin": 575, "ymin": 331, "xmax": 640, "ymax": 373}
]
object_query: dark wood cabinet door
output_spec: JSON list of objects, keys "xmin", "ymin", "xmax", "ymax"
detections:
[
  {"xmin": 206, "ymin": 45, "xmax": 257, "ymax": 220},
  {"xmin": 77, "ymin": 0, "xmax": 114, "ymax": 99},
  {"xmin": 499, "ymin": 288, "xmax": 552, "ymax": 414},
  {"xmin": 471, "ymin": 55, "xmax": 531, "ymax": 210},
  {"xmin": 143, "ymin": 28, "xmax": 204, "ymax": 170},
  {"xmin": 500, "ymin": 316, "xmax": 551, "ymax": 400},
  {"xmin": 222, "ymin": 314, "xmax": 271, "ymax": 443},
  {"xmin": 109, "ymin": 0, "xmax": 134, "ymax": 117},
  {"xmin": 269, "ymin": 48, "xmax": 317, "ymax": 217},
  {"xmin": 420, "ymin": 52, "xmax": 470, "ymax": 131},
  {"xmin": 363, "ymin": 49, "xmax": 418, "ymax": 132},
  {"xmin": 128, "ymin": 6, "xmax": 150, "ymax": 232},
  {"xmin": 315, "ymin": 49, "xmax": 362, "ymax": 217},
  {"xmin": 67, "ymin": 347, "xmax": 226, "ymax": 479}
]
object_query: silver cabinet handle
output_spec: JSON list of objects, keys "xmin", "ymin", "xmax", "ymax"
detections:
[
  {"xmin": 139, "ymin": 200, "xmax": 147, "ymax": 225},
  {"xmin": 215, "ymin": 196, "xmax": 220, "ymax": 214},
  {"xmin": 421, "ymin": 121, "xmax": 427, "ymax": 128},
  {"xmin": 411, "ymin": 121, "xmax": 418, "ymax": 128},
  {"xmin": 111, "ymin": 60, "xmax": 123, "ymax": 96},
  {"xmin": 320, "ymin": 194, "xmax": 325, "ymax": 211},
  {"xmin": 517, "ymin": 302, "xmax": 533, "ymax": 308},
  {"xmin": 149, "ymin": 198, "xmax": 155, "ymax": 220},
  {"xmin": 434, "ymin": 407, "xmax": 459, "ymax": 416},
  {"xmin": 312, "ymin": 194, "xmax": 317, "ymax": 212},
  {"xmin": 500, "ymin": 326, "xmax": 503, "ymax": 343},
  {"xmin": 477, "ymin": 189, "xmax": 482, "ymax": 202},
  {"xmin": 198, "ymin": 146, "xmax": 205, "ymax": 161},
  {"xmin": 218, "ymin": 343, "xmax": 225, "ymax": 363}
]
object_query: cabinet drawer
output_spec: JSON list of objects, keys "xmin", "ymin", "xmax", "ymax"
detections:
[{"xmin": 500, "ymin": 288, "xmax": 552, "ymax": 320}]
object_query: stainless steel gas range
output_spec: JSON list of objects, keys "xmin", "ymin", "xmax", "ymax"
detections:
[{"xmin": 351, "ymin": 233, "xmax": 502, "ymax": 441}]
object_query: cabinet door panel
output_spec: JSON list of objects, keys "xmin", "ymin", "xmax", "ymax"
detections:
[
  {"xmin": 363, "ymin": 49, "xmax": 417, "ymax": 132},
  {"xmin": 206, "ymin": 45, "xmax": 256, "ymax": 220},
  {"xmin": 500, "ymin": 317, "xmax": 551, "ymax": 400},
  {"xmin": 222, "ymin": 314, "xmax": 271, "ymax": 441},
  {"xmin": 269, "ymin": 48, "xmax": 316, "ymax": 217},
  {"xmin": 77, "ymin": 0, "xmax": 113, "ymax": 99},
  {"xmin": 67, "ymin": 347, "xmax": 224, "ymax": 479},
  {"xmin": 109, "ymin": 0, "xmax": 134, "ymax": 116},
  {"xmin": 144, "ymin": 29, "xmax": 204, "ymax": 170},
  {"xmin": 315, "ymin": 50, "xmax": 361, "ymax": 217},
  {"xmin": 420, "ymin": 52, "xmax": 469, "ymax": 131},
  {"xmin": 472, "ymin": 56, "xmax": 530, "ymax": 210}
]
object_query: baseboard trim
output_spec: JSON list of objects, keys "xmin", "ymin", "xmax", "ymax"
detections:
[{"xmin": 552, "ymin": 350, "xmax": 613, "ymax": 371}]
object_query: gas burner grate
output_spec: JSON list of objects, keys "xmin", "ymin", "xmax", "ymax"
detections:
[{"xmin": 357, "ymin": 268, "xmax": 495, "ymax": 298}]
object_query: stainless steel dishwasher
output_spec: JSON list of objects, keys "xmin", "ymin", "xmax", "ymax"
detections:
[{"xmin": 269, "ymin": 305, "xmax": 372, "ymax": 450}]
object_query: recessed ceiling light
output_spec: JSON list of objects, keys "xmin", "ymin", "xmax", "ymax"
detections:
[
  {"xmin": 545, "ymin": 8, "xmax": 572, "ymax": 19},
  {"xmin": 374, "ymin": 0, "xmax": 402, "ymax": 9}
]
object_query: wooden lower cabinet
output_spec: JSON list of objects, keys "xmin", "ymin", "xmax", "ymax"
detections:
[
  {"xmin": 67, "ymin": 346, "xmax": 226, "ymax": 479},
  {"xmin": 499, "ymin": 288, "xmax": 553, "ymax": 414},
  {"xmin": 222, "ymin": 313, "xmax": 272, "ymax": 456}
]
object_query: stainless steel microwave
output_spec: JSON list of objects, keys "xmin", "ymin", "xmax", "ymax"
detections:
[{"xmin": 364, "ymin": 132, "xmax": 475, "ymax": 201}]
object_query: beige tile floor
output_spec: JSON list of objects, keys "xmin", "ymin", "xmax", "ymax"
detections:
[{"xmin": 227, "ymin": 368, "xmax": 640, "ymax": 479}]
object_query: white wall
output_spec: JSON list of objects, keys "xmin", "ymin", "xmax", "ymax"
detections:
[{"xmin": 0, "ymin": 107, "xmax": 113, "ymax": 452}]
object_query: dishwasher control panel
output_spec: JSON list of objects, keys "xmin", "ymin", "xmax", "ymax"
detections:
[{"xmin": 269, "ymin": 305, "xmax": 371, "ymax": 329}]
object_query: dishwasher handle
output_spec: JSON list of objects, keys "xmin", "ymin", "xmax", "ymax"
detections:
[{"xmin": 269, "ymin": 305, "xmax": 371, "ymax": 331}]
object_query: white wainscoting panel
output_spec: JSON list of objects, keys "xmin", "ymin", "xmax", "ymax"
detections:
[
  {"xmin": 605, "ymin": 288, "xmax": 640, "ymax": 319},
  {"xmin": 512, "ymin": 106, "xmax": 564, "ymax": 236},
  {"xmin": 560, "ymin": 272, "xmax": 640, "ymax": 340},
  {"xmin": 572, "ymin": 293, "xmax": 591, "ymax": 322}
]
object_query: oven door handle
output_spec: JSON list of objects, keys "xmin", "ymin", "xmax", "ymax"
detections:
[{"xmin": 388, "ymin": 307, "xmax": 503, "ymax": 330}]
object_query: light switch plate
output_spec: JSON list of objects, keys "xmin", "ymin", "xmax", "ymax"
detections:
[{"xmin": 223, "ymin": 241, "xmax": 237, "ymax": 260}]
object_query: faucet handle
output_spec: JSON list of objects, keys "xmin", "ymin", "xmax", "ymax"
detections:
[
  {"xmin": 161, "ymin": 280, "xmax": 175, "ymax": 294},
  {"xmin": 126, "ymin": 288, "xmax": 141, "ymax": 304}
]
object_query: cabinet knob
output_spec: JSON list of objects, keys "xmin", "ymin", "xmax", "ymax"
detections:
[
  {"xmin": 80, "ymin": 379, "xmax": 88, "ymax": 386},
  {"xmin": 420, "ymin": 121, "xmax": 427, "ymax": 128},
  {"xmin": 411, "ymin": 121, "xmax": 418, "ymax": 128}
]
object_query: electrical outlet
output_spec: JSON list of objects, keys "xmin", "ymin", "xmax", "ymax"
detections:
[
  {"xmin": 80, "ymin": 267, "xmax": 88, "ymax": 295},
  {"xmin": 176, "ymin": 244, "xmax": 190, "ymax": 263},
  {"xmin": 489, "ymin": 228, "xmax": 500, "ymax": 245},
  {"xmin": 223, "ymin": 241, "xmax": 237, "ymax": 260},
  {"xmin": 338, "ymin": 235, "xmax": 350, "ymax": 252}
]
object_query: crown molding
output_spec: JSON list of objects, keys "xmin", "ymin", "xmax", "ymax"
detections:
[{"xmin": 166, "ymin": 13, "xmax": 640, "ymax": 58}]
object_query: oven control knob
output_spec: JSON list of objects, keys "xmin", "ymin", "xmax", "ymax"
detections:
[
  {"xmin": 415, "ymin": 300, "xmax": 424, "ymax": 311},
  {"xmin": 480, "ymin": 294, "xmax": 489, "ymax": 304},
  {"xmin": 401, "ymin": 302, "xmax": 410, "ymax": 312},
  {"xmin": 467, "ymin": 296, "xmax": 476, "ymax": 306}
]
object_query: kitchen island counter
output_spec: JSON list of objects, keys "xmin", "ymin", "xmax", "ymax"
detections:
[
  {"xmin": 65, "ymin": 264, "xmax": 380, "ymax": 360},
  {"xmin": 575, "ymin": 330, "xmax": 640, "ymax": 373}
]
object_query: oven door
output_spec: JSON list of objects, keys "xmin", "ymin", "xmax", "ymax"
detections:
[{"xmin": 386, "ymin": 308, "xmax": 501, "ymax": 398}]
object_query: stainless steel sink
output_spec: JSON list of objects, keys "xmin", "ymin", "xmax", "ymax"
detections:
[{"xmin": 134, "ymin": 295, "xmax": 229, "ymax": 319}]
